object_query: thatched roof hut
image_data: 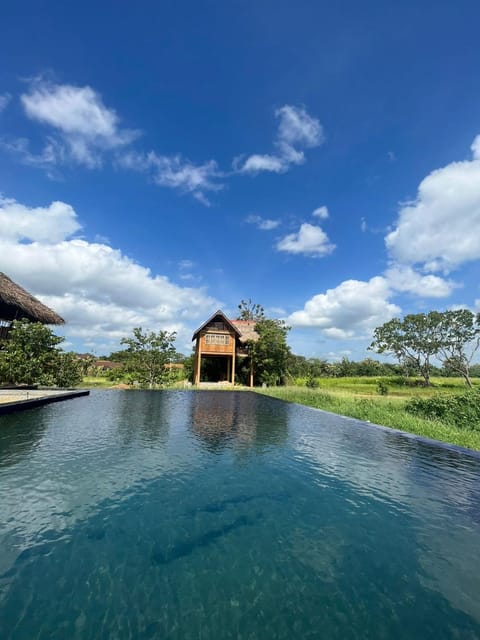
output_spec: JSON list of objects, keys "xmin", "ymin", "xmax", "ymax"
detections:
[{"xmin": 0, "ymin": 272, "xmax": 64, "ymax": 325}]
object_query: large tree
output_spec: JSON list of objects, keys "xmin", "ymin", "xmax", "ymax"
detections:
[
  {"xmin": 436, "ymin": 309, "xmax": 480, "ymax": 388},
  {"xmin": 0, "ymin": 319, "xmax": 82, "ymax": 387},
  {"xmin": 120, "ymin": 327, "xmax": 177, "ymax": 388},
  {"xmin": 369, "ymin": 313, "xmax": 442, "ymax": 385},
  {"xmin": 370, "ymin": 310, "xmax": 480, "ymax": 387},
  {"xmin": 248, "ymin": 318, "xmax": 291, "ymax": 386}
]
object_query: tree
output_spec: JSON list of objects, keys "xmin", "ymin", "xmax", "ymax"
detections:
[
  {"xmin": 120, "ymin": 327, "xmax": 177, "ymax": 388},
  {"xmin": 436, "ymin": 310, "xmax": 480, "ymax": 388},
  {"xmin": 237, "ymin": 299, "xmax": 265, "ymax": 321},
  {"xmin": 369, "ymin": 313, "xmax": 443, "ymax": 385},
  {"xmin": 370, "ymin": 310, "xmax": 480, "ymax": 387},
  {"xmin": 248, "ymin": 318, "xmax": 291, "ymax": 386},
  {"xmin": 0, "ymin": 319, "xmax": 82, "ymax": 387},
  {"xmin": 54, "ymin": 352, "xmax": 84, "ymax": 388}
]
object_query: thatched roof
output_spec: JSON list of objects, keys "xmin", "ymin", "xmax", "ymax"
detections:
[
  {"xmin": 230, "ymin": 319, "xmax": 258, "ymax": 343},
  {"xmin": 0, "ymin": 273, "xmax": 64, "ymax": 325}
]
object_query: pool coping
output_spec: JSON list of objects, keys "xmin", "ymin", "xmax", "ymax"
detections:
[{"xmin": 0, "ymin": 389, "xmax": 90, "ymax": 415}]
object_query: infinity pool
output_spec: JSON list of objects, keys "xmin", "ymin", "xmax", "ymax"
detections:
[{"xmin": 0, "ymin": 390, "xmax": 479, "ymax": 639}]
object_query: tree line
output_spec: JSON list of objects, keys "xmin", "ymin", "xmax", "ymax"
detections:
[{"xmin": 0, "ymin": 305, "xmax": 479, "ymax": 388}]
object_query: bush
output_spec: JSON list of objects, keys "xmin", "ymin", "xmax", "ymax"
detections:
[
  {"xmin": 405, "ymin": 390, "xmax": 480, "ymax": 431},
  {"xmin": 306, "ymin": 376, "xmax": 320, "ymax": 388},
  {"xmin": 376, "ymin": 380, "xmax": 389, "ymax": 395}
]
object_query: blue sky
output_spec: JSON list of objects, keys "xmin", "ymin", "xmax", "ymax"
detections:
[{"xmin": 1, "ymin": 0, "xmax": 480, "ymax": 358}]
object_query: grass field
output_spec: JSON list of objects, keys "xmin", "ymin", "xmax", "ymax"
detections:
[
  {"xmin": 81, "ymin": 375, "xmax": 113, "ymax": 388},
  {"xmin": 256, "ymin": 377, "xmax": 480, "ymax": 451}
]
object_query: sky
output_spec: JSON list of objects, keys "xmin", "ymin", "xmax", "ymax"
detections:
[{"xmin": 1, "ymin": 0, "xmax": 480, "ymax": 359}]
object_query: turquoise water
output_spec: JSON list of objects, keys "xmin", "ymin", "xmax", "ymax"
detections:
[{"xmin": 0, "ymin": 391, "xmax": 479, "ymax": 639}]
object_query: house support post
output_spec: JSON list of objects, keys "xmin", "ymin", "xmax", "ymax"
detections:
[
  {"xmin": 249, "ymin": 357, "xmax": 254, "ymax": 388},
  {"xmin": 194, "ymin": 339, "xmax": 202, "ymax": 385},
  {"xmin": 231, "ymin": 350, "xmax": 235, "ymax": 384}
]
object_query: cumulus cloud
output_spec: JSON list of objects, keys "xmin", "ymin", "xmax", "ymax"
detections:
[
  {"xmin": 384, "ymin": 265, "xmax": 457, "ymax": 298},
  {"xmin": 288, "ymin": 277, "xmax": 400, "ymax": 339},
  {"xmin": 385, "ymin": 136, "xmax": 480, "ymax": 273},
  {"xmin": 312, "ymin": 206, "xmax": 329, "ymax": 219},
  {"xmin": 0, "ymin": 197, "xmax": 80, "ymax": 243},
  {"xmin": 235, "ymin": 105, "xmax": 324, "ymax": 175},
  {"xmin": 20, "ymin": 79, "xmax": 139, "ymax": 168},
  {"xmin": 276, "ymin": 223, "xmax": 335, "ymax": 257},
  {"xmin": 0, "ymin": 196, "xmax": 218, "ymax": 350},
  {"xmin": 245, "ymin": 214, "xmax": 280, "ymax": 230},
  {"xmin": 286, "ymin": 262, "xmax": 456, "ymax": 342}
]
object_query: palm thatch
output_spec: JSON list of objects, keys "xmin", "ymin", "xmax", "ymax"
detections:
[{"xmin": 0, "ymin": 272, "xmax": 64, "ymax": 325}]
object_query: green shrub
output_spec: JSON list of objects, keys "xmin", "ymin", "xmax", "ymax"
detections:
[
  {"xmin": 376, "ymin": 380, "xmax": 389, "ymax": 395},
  {"xmin": 306, "ymin": 376, "xmax": 320, "ymax": 388},
  {"xmin": 406, "ymin": 390, "xmax": 480, "ymax": 431}
]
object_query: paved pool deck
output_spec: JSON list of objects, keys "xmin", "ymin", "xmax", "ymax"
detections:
[{"xmin": 0, "ymin": 388, "xmax": 90, "ymax": 415}]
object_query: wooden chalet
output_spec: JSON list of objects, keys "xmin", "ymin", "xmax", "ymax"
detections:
[
  {"xmin": 192, "ymin": 310, "xmax": 258, "ymax": 386},
  {"xmin": 0, "ymin": 272, "xmax": 64, "ymax": 340}
]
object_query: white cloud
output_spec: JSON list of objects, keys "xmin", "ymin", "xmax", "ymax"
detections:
[
  {"xmin": 246, "ymin": 214, "xmax": 280, "ymax": 230},
  {"xmin": 0, "ymin": 196, "xmax": 80, "ymax": 243},
  {"xmin": 385, "ymin": 136, "xmax": 480, "ymax": 272},
  {"xmin": 312, "ymin": 206, "xmax": 329, "ymax": 220},
  {"xmin": 384, "ymin": 265, "xmax": 457, "ymax": 298},
  {"xmin": 0, "ymin": 196, "xmax": 218, "ymax": 350},
  {"xmin": 0, "ymin": 136, "xmax": 64, "ymax": 177},
  {"xmin": 472, "ymin": 136, "xmax": 480, "ymax": 160},
  {"xmin": 20, "ymin": 79, "xmax": 139, "ymax": 168},
  {"xmin": 277, "ymin": 223, "xmax": 335, "ymax": 257},
  {"xmin": 288, "ymin": 277, "xmax": 400, "ymax": 339},
  {"xmin": 238, "ymin": 154, "xmax": 285, "ymax": 174},
  {"xmin": 0, "ymin": 93, "xmax": 11, "ymax": 112},
  {"xmin": 235, "ymin": 105, "xmax": 324, "ymax": 174},
  {"xmin": 360, "ymin": 217, "xmax": 367, "ymax": 232},
  {"xmin": 118, "ymin": 150, "xmax": 222, "ymax": 204}
]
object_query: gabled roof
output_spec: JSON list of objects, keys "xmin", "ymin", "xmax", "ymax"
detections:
[
  {"xmin": 0, "ymin": 272, "xmax": 64, "ymax": 325},
  {"xmin": 192, "ymin": 310, "xmax": 242, "ymax": 341}
]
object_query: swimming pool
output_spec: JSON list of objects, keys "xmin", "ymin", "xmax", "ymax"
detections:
[{"xmin": 0, "ymin": 390, "xmax": 479, "ymax": 639}]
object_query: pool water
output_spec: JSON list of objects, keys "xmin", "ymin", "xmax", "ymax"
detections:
[{"xmin": 0, "ymin": 390, "xmax": 479, "ymax": 639}]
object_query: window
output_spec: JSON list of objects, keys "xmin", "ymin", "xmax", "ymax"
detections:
[{"xmin": 205, "ymin": 333, "xmax": 230, "ymax": 345}]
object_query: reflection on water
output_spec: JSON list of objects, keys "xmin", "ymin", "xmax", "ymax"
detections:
[
  {"xmin": 0, "ymin": 390, "xmax": 479, "ymax": 639},
  {"xmin": 190, "ymin": 391, "xmax": 288, "ymax": 452}
]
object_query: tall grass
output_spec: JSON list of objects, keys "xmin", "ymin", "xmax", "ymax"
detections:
[{"xmin": 256, "ymin": 385, "xmax": 480, "ymax": 451}]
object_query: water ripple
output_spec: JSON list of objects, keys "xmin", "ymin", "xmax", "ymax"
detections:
[{"xmin": 0, "ymin": 390, "xmax": 479, "ymax": 639}]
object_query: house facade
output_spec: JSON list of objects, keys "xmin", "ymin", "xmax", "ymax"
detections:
[{"xmin": 192, "ymin": 310, "xmax": 257, "ymax": 386}]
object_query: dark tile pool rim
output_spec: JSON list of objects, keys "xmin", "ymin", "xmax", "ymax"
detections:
[{"xmin": 0, "ymin": 389, "xmax": 90, "ymax": 415}]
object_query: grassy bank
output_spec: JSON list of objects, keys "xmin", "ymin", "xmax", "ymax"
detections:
[
  {"xmin": 81, "ymin": 375, "xmax": 113, "ymax": 388},
  {"xmin": 256, "ymin": 379, "xmax": 480, "ymax": 451}
]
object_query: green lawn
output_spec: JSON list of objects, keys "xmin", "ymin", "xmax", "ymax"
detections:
[
  {"xmin": 256, "ymin": 378, "xmax": 480, "ymax": 451},
  {"xmin": 81, "ymin": 375, "xmax": 113, "ymax": 388}
]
